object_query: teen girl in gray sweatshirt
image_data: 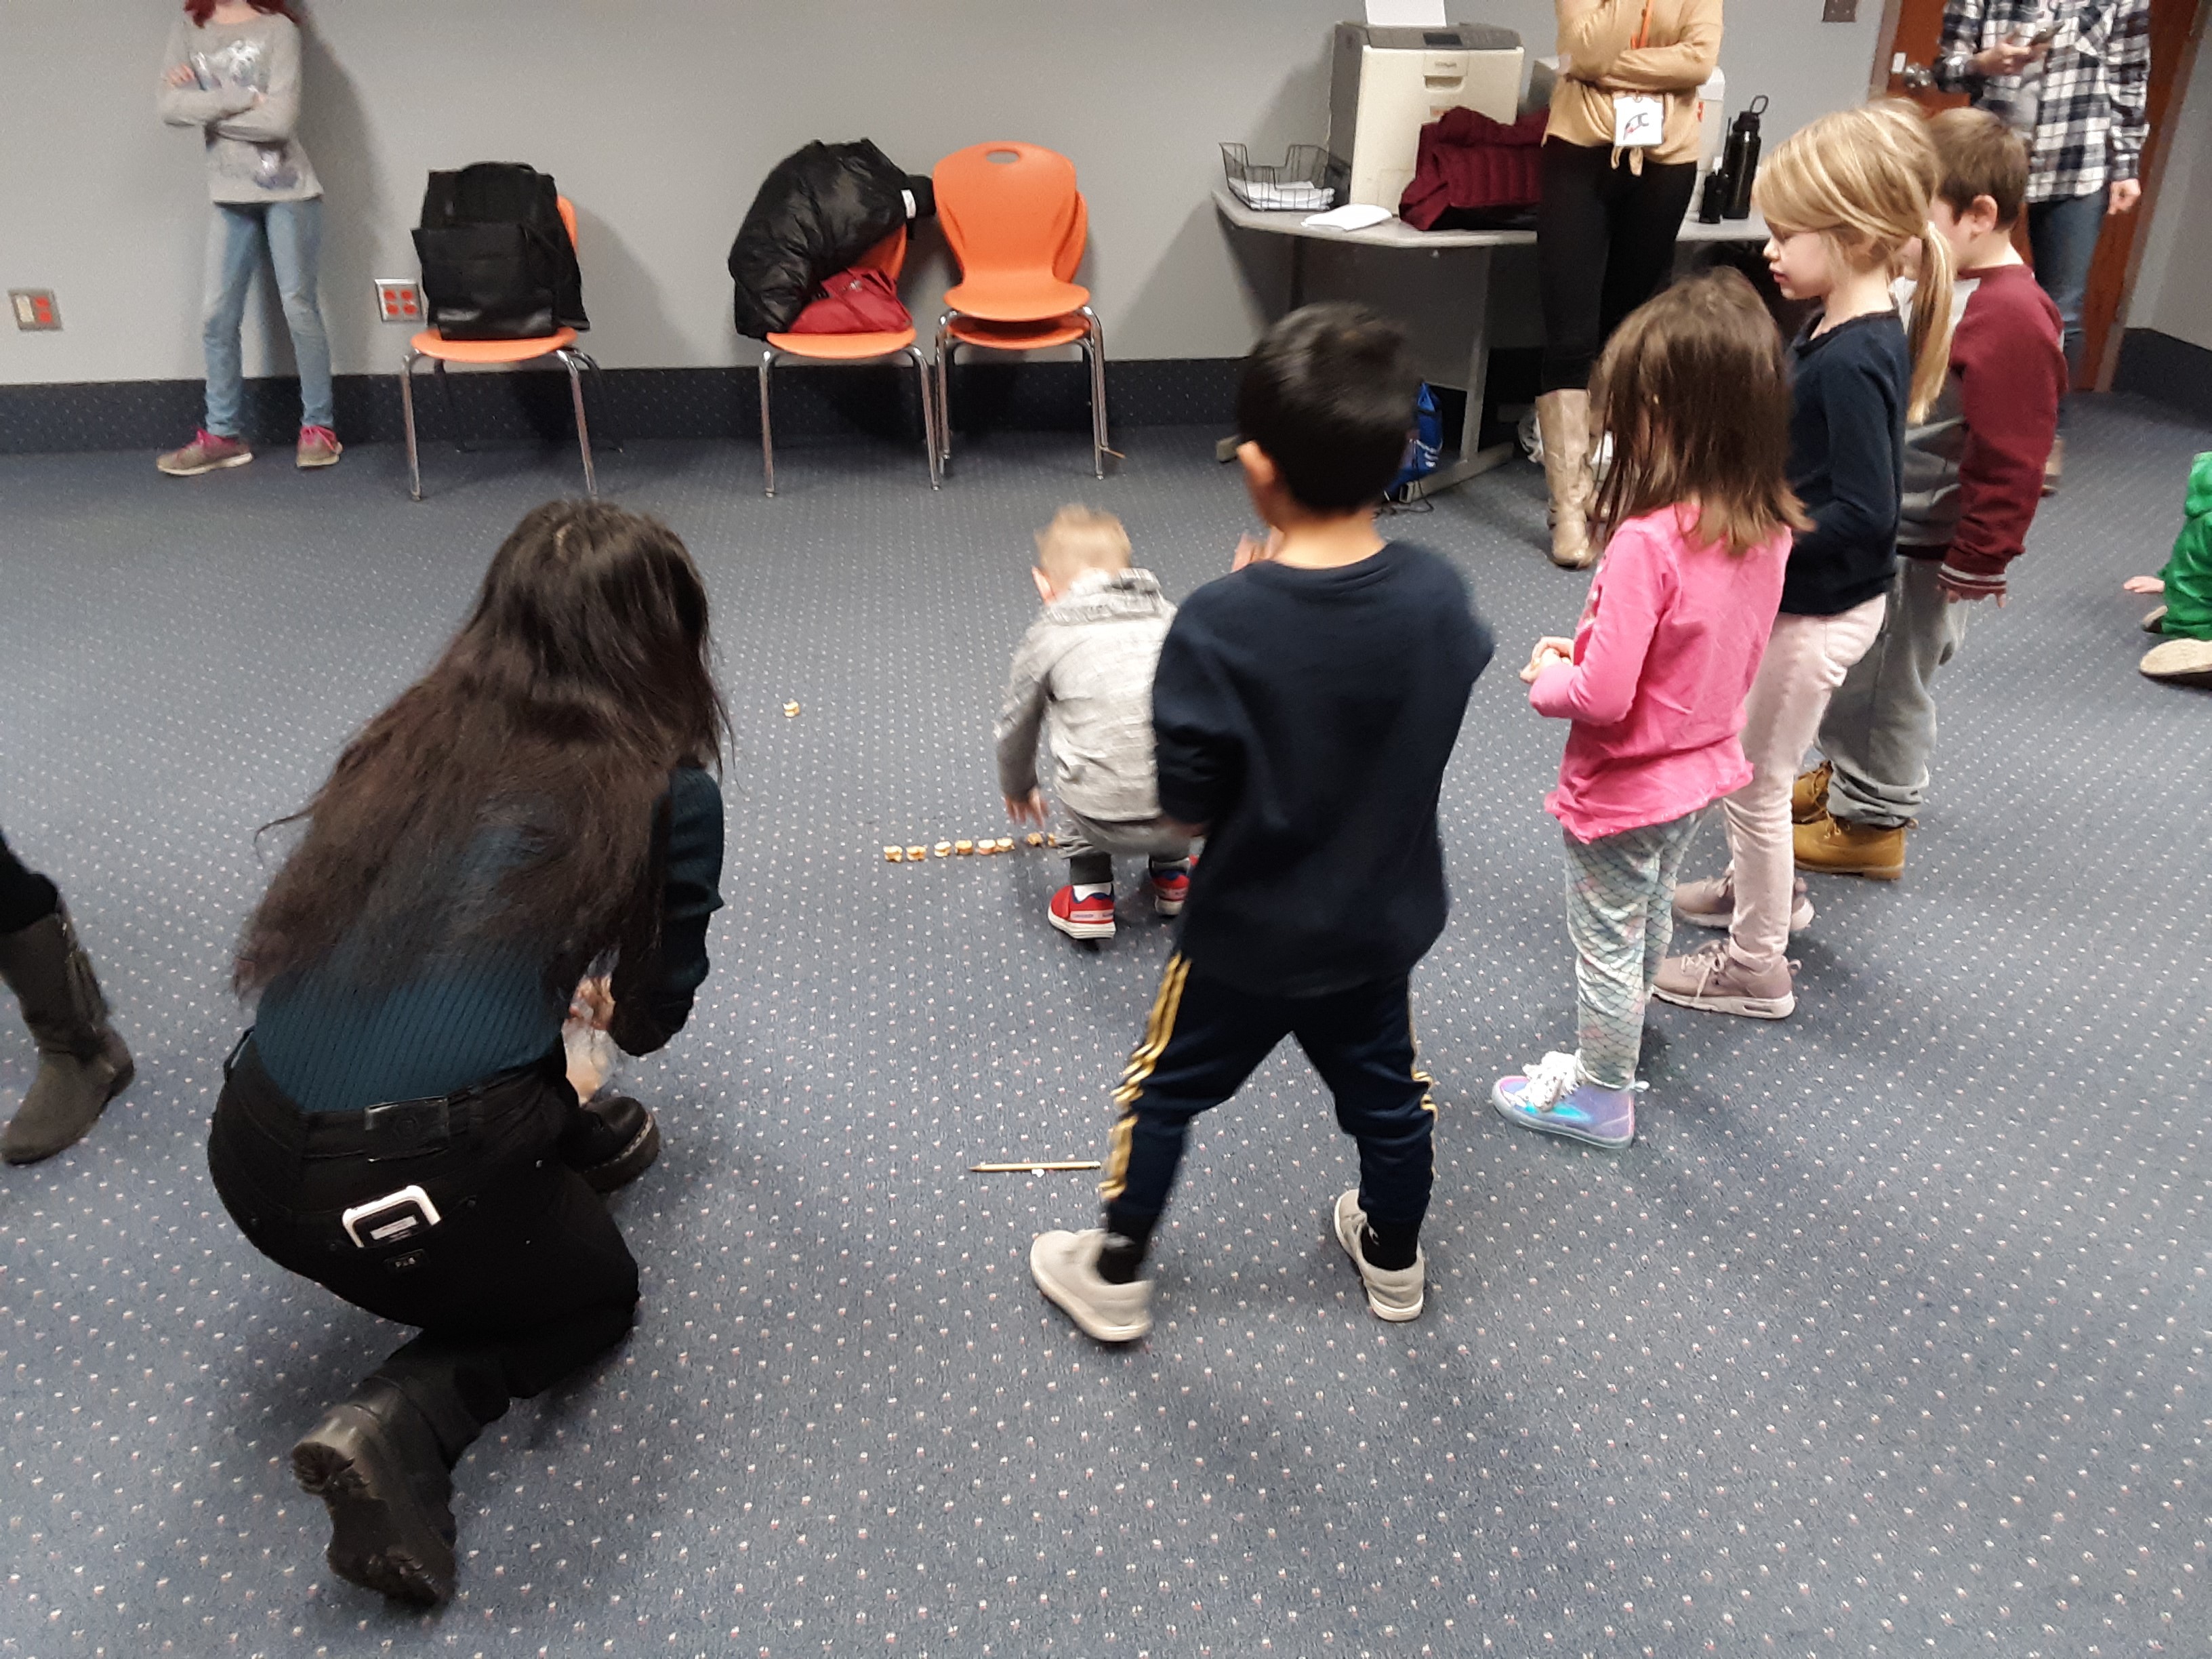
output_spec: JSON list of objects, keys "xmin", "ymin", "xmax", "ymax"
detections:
[{"xmin": 156, "ymin": 0, "xmax": 340, "ymax": 475}]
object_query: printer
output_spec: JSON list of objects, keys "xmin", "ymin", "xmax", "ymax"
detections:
[{"xmin": 1328, "ymin": 21, "xmax": 1525, "ymax": 211}]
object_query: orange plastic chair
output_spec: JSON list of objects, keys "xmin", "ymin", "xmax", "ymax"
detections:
[
  {"xmin": 758, "ymin": 226, "xmax": 939, "ymax": 496},
  {"xmin": 398, "ymin": 196, "xmax": 607, "ymax": 499},
  {"xmin": 933, "ymin": 142, "xmax": 1109, "ymax": 479}
]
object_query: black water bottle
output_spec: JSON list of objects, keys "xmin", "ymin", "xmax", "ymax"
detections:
[
  {"xmin": 1722, "ymin": 95, "xmax": 1768, "ymax": 221},
  {"xmin": 1698, "ymin": 165, "xmax": 1727, "ymax": 223}
]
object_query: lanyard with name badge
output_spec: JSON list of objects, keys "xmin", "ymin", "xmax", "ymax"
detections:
[{"xmin": 1612, "ymin": 0, "xmax": 1665, "ymax": 148}]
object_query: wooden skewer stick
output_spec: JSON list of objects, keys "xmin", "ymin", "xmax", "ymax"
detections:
[{"xmin": 969, "ymin": 1160, "xmax": 1103, "ymax": 1174}]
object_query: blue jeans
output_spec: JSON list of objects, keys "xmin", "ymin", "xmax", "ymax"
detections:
[
  {"xmin": 202, "ymin": 197, "xmax": 333, "ymax": 437},
  {"xmin": 2027, "ymin": 187, "xmax": 2106, "ymax": 423}
]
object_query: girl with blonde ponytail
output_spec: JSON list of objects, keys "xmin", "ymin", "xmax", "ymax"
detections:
[{"xmin": 1654, "ymin": 102, "xmax": 1955, "ymax": 1025}]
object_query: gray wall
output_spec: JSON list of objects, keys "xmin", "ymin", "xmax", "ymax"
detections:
[
  {"xmin": 0, "ymin": 0, "xmax": 1889, "ymax": 388},
  {"xmin": 2126, "ymin": 11, "xmax": 2212, "ymax": 352}
]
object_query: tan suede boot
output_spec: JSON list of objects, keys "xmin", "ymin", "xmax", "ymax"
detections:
[
  {"xmin": 1794, "ymin": 815, "xmax": 1907, "ymax": 880},
  {"xmin": 1791, "ymin": 761, "xmax": 1833, "ymax": 825},
  {"xmin": 1534, "ymin": 389, "xmax": 1595, "ymax": 569}
]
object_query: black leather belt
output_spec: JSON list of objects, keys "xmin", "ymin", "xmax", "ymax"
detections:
[{"xmin": 222, "ymin": 1028, "xmax": 552, "ymax": 1160}]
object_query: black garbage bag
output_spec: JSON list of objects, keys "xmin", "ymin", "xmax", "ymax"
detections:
[{"xmin": 728, "ymin": 140, "xmax": 930, "ymax": 339}]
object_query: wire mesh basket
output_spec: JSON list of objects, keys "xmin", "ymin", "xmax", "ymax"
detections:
[{"xmin": 1220, "ymin": 144, "xmax": 1347, "ymax": 213}]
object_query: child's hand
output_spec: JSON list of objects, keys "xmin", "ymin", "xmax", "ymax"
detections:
[
  {"xmin": 1232, "ymin": 529, "xmax": 1284, "ymax": 572},
  {"xmin": 1005, "ymin": 790, "xmax": 1048, "ymax": 825},
  {"xmin": 2123, "ymin": 575, "xmax": 2166, "ymax": 595},
  {"xmin": 1519, "ymin": 636, "xmax": 1573, "ymax": 683},
  {"xmin": 165, "ymin": 64, "xmax": 197, "ymax": 87}
]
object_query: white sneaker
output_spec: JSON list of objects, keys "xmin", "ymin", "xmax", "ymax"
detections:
[
  {"xmin": 1030, "ymin": 1229, "xmax": 1153, "ymax": 1343},
  {"xmin": 1331, "ymin": 1189, "xmax": 1425, "ymax": 1322}
]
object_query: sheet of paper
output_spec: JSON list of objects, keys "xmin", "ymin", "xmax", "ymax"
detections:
[
  {"xmin": 1365, "ymin": 0, "xmax": 1448, "ymax": 25},
  {"xmin": 1303, "ymin": 203, "xmax": 1395, "ymax": 232}
]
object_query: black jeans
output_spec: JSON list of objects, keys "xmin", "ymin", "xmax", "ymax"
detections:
[
  {"xmin": 1536, "ymin": 139, "xmax": 1700, "ymax": 394},
  {"xmin": 0, "ymin": 827, "xmax": 60, "ymax": 935},
  {"xmin": 1099, "ymin": 954, "xmax": 1437, "ymax": 1236},
  {"xmin": 207, "ymin": 1038, "xmax": 640, "ymax": 1463}
]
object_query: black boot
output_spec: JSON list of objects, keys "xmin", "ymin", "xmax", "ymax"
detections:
[
  {"xmin": 0, "ymin": 902, "xmax": 134, "ymax": 1163},
  {"xmin": 291, "ymin": 1378, "xmax": 459, "ymax": 1607},
  {"xmin": 558, "ymin": 1094, "xmax": 661, "ymax": 1193}
]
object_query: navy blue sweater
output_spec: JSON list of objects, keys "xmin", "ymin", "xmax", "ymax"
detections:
[
  {"xmin": 1781, "ymin": 310, "xmax": 1911, "ymax": 617},
  {"xmin": 1152, "ymin": 541, "xmax": 1492, "ymax": 998},
  {"xmin": 255, "ymin": 766, "xmax": 724, "ymax": 1113}
]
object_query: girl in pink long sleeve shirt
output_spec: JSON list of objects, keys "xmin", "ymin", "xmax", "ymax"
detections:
[{"xmin": 1494, "ymin": 270, "xmax": 1805, "ymax": 1150}]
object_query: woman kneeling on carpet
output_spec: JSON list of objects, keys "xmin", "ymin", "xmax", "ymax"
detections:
[{"xmin": 208, "ymin": 499, "xmax": 726, "ymax": 1605}]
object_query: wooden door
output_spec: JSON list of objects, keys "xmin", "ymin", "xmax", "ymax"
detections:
[{"xmin": 1871, "ymin": 0, "xmax": 2207, "ymax": 390}]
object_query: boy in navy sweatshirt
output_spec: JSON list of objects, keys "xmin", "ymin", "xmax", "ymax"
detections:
[
  {"xmin": 1796, "ymin": 109, "xmax": 2064, "ymax": 878},
  {"xmin": 1029, "ymin": 304, "xmax": 1493, "ymax": 1343}
]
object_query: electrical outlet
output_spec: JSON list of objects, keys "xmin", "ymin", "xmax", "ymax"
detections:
[
  {"xmin": 374, "ymin": 278, "xmax": 424, "ymax": 325},
  {"xmin": 1824, "ymin": 0, "xmax": 1858, "ymax": 20},
  {"xmin": 9, "ymin": 289, "xmax": 60, "ymax": 331}
]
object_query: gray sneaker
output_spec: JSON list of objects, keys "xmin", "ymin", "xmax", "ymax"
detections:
[
  {"xmin": 157, "ymin": 429, "xmax": 253, "ymax": 476},
  {"xmin": 1030, "ymin": 1229, "xmax": 1153, "ymax": 1343},
  {"xmin": 1331, "ymin": 1189, "xmax": 1425, "ymax": 1322},
  {"xmin": 1672, "ymin": 873, "xmax": 1813, "ymax": 933},
  {"xmin": 1651, "ymin": 939, "xmax": 1797, "ymax": 1019}
]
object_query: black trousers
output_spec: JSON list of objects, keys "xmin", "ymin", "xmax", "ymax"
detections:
[
  {"xmin": 1536, "ymin": 139, "xmax": 1700, "ymax": 394},
  {"xmin": 1099, "ymin": 954, "xmax": 1437, "ymax": 1235},
  {"xmin": 0, "ymin": 827, "xmax": 60, "ymax": 935},
  {"xmin": 207, "ymin": 1039, "xmax": 640, "ymax": 1464}
]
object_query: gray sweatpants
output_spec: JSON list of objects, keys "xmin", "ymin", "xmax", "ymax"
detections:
[
  {"xmin": 1565, "ymin": 813, "xmax": 1700, "ymax": 1092},
  {"xmin": 1058, "ymin": 807, "xmax": 1191, "ymax": 886},
  {"xmin": 1818, "ymin": 557, "xmax": 1969, "ymax": 830}
]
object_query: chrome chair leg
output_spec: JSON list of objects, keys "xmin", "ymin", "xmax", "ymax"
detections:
[
  {"xmin": 1081, "ymin": 306, "xmax": 1111, "ymax": 479},
  {"xmin": 934, "ymin": 313, "xmax": 957, "ymax": 464},
  {"xmin": 907, "ymin": 346, "xmax": 941, "ymax": 491},
  {"xmin": 399, "ymin": 350, "xmax": 424, "ymax": 501},
  {"xmin": 433, "ymin": 358, "xmax": 468, "ymax": 452},
  {"xmin": 560, "ymin": 349, "xmax": 598, "ymax": 498},
  {"xmin": 573, "ymin": 352, "xmax": 623, "ymax": 453},
  {"xmin": 758, "ymin": 349, "xmax": 777, "ymax": 498}
]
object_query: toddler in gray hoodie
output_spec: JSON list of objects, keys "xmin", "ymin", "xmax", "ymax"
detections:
[{"xmin": 996, "ymin": 507, "xmax": 1191, "ymax": 941}]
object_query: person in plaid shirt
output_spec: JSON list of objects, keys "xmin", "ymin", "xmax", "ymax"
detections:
[{"xmin": 1933, "ymin": 1, "xmax": 2148, "ymax": 487}]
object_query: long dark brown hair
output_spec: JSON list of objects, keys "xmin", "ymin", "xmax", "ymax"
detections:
[
  {"xmin": 237, "ymin": 501, "xmax": 726, "ymax": 994},
  {"xmin": 186, "ymin": 0, "xmax": 301, "ymax": 23},
  {"xmin": 1590, "ymin": 267, "xmax": 1811, "ymax": 557}
]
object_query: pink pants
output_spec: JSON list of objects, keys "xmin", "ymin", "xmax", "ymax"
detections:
[{"xmin": 1722, "ymin": 596, "xmax": 1889, "ymax": 968}]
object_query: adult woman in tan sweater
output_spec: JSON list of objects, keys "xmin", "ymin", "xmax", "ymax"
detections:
[{"xmin": 1537, "ymin": 0, "xmax": 1722, "ymax": 567}]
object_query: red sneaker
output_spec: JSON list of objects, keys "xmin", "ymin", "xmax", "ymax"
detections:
[
  {"xmin": 1048, "ymin": 884, "xmax": 1116, "ymax": 939},
  {"xmin": 296, "ymin": 425, "xmax": 344, "ymax": 468},
  {"xmin": 157, "ymin": 429, "xmax": 253, "ymax": 476},
  {"xmin": 1148, "ymin": 865, "xmax": 1189, "ymax": 916}
]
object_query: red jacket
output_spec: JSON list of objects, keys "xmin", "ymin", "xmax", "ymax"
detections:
[
  {"xmin": 1399, "ymin": 108, "xmax": 1548, "ymax": 232},
  {"xmin": 1897, "ymin": 262, "xmax": 2065, "ymax": 596}
]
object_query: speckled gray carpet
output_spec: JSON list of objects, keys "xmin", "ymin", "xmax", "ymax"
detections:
[{"xmin": 1, "ymin": 403, "xmax": 2205, "ymax": 1659}]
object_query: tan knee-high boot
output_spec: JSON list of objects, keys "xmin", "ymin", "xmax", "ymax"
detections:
[{"xmin": 1535, "ymin": 388, "xmax": 1595, "ymax": 570}]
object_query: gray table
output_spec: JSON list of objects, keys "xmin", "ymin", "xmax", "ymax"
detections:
[{"xmin": 1212, "ymin": 187, "xmax": 1770, "ymax": 498}]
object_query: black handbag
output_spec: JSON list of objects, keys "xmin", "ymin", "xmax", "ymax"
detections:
[{"xmin": 414, "ymin": 163, "xmax": 588, "ymax": 341}]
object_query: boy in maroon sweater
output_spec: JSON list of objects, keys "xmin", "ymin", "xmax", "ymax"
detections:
[{"xmin": 1795, "ymin": 108, "xmax": 2065, "ymax": 879}]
